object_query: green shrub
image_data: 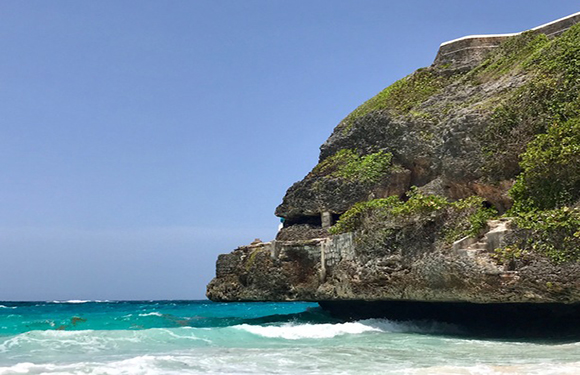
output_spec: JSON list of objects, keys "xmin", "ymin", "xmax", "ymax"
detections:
[
  {"xmin": 329, "ymin": 188, "xmax": 450, "ymax": 234},
  {"xmin": 471, "ymin": 31, "xmax": 549, "ymax": 80},
  {"xmin": 312, "ymin": 149, "xmax": 393, "ymax": 183},
  {"xmin": 328, "ymin": 196, "xmax": 402, "ymax": 234},
  {"xmin": 443, "ymin": 196, "xmax": 498, "ymax": 242},
  {"xmin": 535, "ymin": 24, "xmax": 580, "ymax": 122},
  {"xmin": 390, "ymin": 187, "xmax": 449, "ymax": 216},
  {"xmin": 510, "ymin": 207, "xmax": 580, "ymax": 263},
  {"xmin": 492, "ymin": 246, "xmax": 528, "ymax": 265},
  {"xmin": 510, "ymin": 119, "xmax": 580, "ymax": 212},
  {"xmin": 479, "ymin": 24, "xmax": 580, "ymax": 181},
  {"xmin": 467, "ymin": 206, "xmax": 498, "ymax": 237},
  {"xmin": 330, "ymin": 190, "xmax": 499, "ymax": 241},
  {"xmin": 341, "ymin": 69, "xmax": 450, "ymax": 130}
]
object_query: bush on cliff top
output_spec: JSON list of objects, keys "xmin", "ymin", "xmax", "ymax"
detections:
[
  {"xmin": 480, "ymin": 24, "xmax": 580, "ymax": 181},
  {"xmin": 471, "ymin": 31, "xmax": 549, "ymax": 80},
  {"xmin": 340, "ymin": 69, "xmax": 450, "ymax": 131}
]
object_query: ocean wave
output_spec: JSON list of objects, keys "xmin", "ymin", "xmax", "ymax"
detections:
[
  {"xmin": 0, "ymin": 305, "xmax": 16, "ymax": 309},
  {"xmin": 233, "ymin": 318, "xmax": 461, "ymax": 340},
  {"xmin": 138, "ymin": 312, "xmax": 164, "ymax": 317},
  {"xmin": 360, "ymin": 318, "xmax": 462, "ymax": 335},
  {"xmin": 49, "ymin": 300, "xmax": 110, "ymax": 304},
  {"xmin": 234, "ymin": 321, "xmax": 381, "ymax": 339},
  {"xmin": 0, "ymin": 328, "xmax": 209, "ymax": 355}
]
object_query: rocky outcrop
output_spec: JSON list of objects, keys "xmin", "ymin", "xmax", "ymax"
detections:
[
  {"xmin": 275, "ymin": 63, "xmax": 528, "ymax": 223},
  {"xmin": 208, "ymin": 212, "xmax": 580, "ymax": 304},
  {"xmin": 207, "ymin": 13, "xmax": 580, "ymax": 319}
]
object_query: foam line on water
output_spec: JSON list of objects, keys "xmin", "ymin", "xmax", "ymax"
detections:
[
  {"xmin": 234, "ymin": 319, "xmax": 461, "ymax": 339},
  {"xmin": 138, "ymin": 312, "xmax": 164, "ymax": 317},
  {"xmin": 2, "ymin": 357, "xmax": 580, "ymax": 375},
  {"xmin": 0, "ymin": 328, "xmax": 212, "ymax": 355}
]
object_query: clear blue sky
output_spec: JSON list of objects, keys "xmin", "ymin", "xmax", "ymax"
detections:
[{"xmin": 1, "ymin": 1, "xmax": 578, "ymax": 301}]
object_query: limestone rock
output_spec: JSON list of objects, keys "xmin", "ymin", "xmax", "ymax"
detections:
[{"xmin": 207, "ymin": 13, "xmax": 580, "ymax": 313}]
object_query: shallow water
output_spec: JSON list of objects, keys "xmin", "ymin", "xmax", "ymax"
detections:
[{"xmin": 1, "ymin": 300, "xmax": 579, "ymax": 374}]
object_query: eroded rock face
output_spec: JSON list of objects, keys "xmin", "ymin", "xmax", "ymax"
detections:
[
  {"xmin": 206, "ymin": 239, "xmax": 322, "ymax": 302},
  {"xmin": 207, "ymin": 213, "xmax": 580, "ymax": 304},
  {"xmin": 275, "ymin": 71, "xmax": 529, "ymax": 222},
  {"xmin": 275, "ymin": 169, "xmax": 412, "ymax": 221}
]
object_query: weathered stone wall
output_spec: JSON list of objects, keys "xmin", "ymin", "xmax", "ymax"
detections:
[
  {"xmin": 323, "ymin": 232, "xmax": 355, "ymax": 267},
  {"xmin": 433, "ymin": 11, "xmax": 580, "ymax": 70},
  {"xmin": 267, "ymin": 233, "xmax": 355, "ymax": 269},
  {"xmin": 433, "ymin": 35, "xmax": 512, "ymax": 70}
]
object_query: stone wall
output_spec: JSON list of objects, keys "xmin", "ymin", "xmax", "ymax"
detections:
[
  {"xmin": 323, "ymin": 232, "xmax": 355, "ymax": 267},
  {"xmin": 263, "ymin": 233, "xmax": 356, "ymax": 269},
  {"xmin": 433, "ymin": 11, "xmax": 580, "ymax": 70}
]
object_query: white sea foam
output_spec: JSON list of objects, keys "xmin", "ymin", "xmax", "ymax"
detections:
[
  {"xmin": 139, "ymin": 312, "xmax": 164, "ymax": 317},
  {"xmin": 234, "ymin": 321, "xmax": 381, "ymax": 339},
  {"xmin": 360, "ymin": 318, "xmax": 462, "ymax": 335},
  {"xmin": 0, "ymin": 305, "xmax": 16, "ymax": 309},
  {"xmin": 0, "ymin": 356, "xmax": 166, "ymax": 375},
  {"xmin": 2, "ymin": 356, "xmax": 580, "ymax": 375},
  {"xmin": 234, "ymin": 319, "xmax": 460, "ymax": 340},
  {"xmin": 0, "ymin": 328, "xmax": 210, "ymax": 357},
  {"xmin": 0, "ymin": 354, "xmax": 225, "ymax": 374},
  {"xmin": 49, "ymin": 300, "xmax": 110, "ymax": 304}
]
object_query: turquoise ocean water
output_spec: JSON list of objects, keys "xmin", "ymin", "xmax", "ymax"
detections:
[{"xmin": 1, "ymin": 300, "xmax": 579, "ymax": 374}]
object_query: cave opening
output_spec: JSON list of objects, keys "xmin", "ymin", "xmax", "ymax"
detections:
[{"xmin": 284, "ymin": 215, "xmax": 323, "ymax": 228}]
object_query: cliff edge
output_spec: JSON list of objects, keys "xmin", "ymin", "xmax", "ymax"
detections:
[{"xmin": 207, "ymin": 13, "xmax": 580, "ymax": 321}]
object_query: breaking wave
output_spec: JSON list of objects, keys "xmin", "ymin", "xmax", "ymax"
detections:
[
  {"xmin": 234, "ymin": 319, "xmax": 461, "ymax": 340},
  {"xmin": 1, "ymin": 301, "xmax": 579, "ymax": 374}
]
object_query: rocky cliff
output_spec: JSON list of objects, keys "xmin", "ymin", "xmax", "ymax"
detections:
[{"xmin": 207, "ymin": 14, "xmax": 580, "ymax": 321}]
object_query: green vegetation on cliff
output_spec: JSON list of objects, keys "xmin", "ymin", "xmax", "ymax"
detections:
[
  {"xmin": 471, "ymin": 31, "xmax": 549, "ymax": 79},
  {"xmin": 330, "ymin": 189, "xmax": 496, "ymax": 242},
  {"xmin": 505, "ymin": 208, "xmax": 580, "ymax": 263},
  {"xmin": 341, "ymin": 69, "xmax": 450, "ymax": 130},
  {"xmin": 510, "ymin": 119, "xmax": 580, "ymax": 212},
  {"xmin": 480, "ymin": 24, "xmax": 580, "ymax": 180},
  {"xmin": 311, "ymin": 149, "xmax": 393, "ymax": 183},
  {"xmin": 287, "ymin": 23, "xmax": 580, "ymax": 263},
  {"xmin": 491, "ymin": 25, "xmax": 580, "ymax": 262}
]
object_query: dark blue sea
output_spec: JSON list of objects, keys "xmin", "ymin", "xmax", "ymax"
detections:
[{"xmin": 1, "ymin": 300, "xmax": 579, "ymax": 374}]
